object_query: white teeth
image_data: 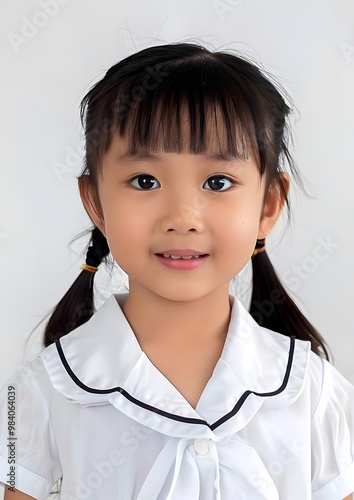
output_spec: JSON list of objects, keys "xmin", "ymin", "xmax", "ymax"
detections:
[{"xmin": 162, "ymin": 254, "xmax": 200, "ymax": 259}]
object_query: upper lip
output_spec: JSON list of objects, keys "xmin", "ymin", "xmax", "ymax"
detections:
[{"xmin": 155, "ymin": 249, "xmax": 209, "ymax": 256}]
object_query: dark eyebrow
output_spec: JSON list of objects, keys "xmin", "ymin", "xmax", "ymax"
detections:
[{"xmin": 116, "ymin": 151, "xmax": 243, "ymax": 165}]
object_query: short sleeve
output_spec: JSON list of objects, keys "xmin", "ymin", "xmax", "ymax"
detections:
[
  {"xmin": 0, "ymin": 360, "xmax": 62, "ymax": 500},
  {"xmin": 311, "ymin": 353, "xmax": 354, "ymax": 500}
]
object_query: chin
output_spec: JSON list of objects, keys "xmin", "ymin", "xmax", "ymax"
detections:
[{"xmin": 151, "ymin": 285, "xmax": 219, "ymax": 303}]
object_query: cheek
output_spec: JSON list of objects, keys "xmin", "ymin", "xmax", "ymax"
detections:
[
  {"xmin": 213, "ymin": 198, "xmax": 262, "ymax": 245},
  {"xmin": 221, "ymin": 221, "xmax": 259, "ymax": 259},
  {"xmin": 102, "ymin": 196, "xmax": 152, "ymax": 260}
]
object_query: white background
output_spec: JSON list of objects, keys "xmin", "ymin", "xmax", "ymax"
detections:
[{"xmin": 0, "ymin": 0, "xmax": 353, "ymax": 424}]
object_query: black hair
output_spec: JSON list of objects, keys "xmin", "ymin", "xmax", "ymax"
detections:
[
  {"xmin": 43, "ymin": 227, "xmax": 110, "ymax": 346},
  {"xmin": 43, "ymin": 42, "xmax": 329, "ymax": 359}
]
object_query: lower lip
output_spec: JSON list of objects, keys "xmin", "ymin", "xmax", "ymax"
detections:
[{"xmin": 155, "ymin": 254, "xmax": 209, "ymax": 270}]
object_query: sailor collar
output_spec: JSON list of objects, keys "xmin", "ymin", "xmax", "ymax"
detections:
[{"xmin": 39, "ymin": 293, "xmax": 310, "ymax": 440}]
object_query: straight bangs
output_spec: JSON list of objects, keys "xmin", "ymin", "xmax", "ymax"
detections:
[
  {"xmin": 81, "ymin": 54, "xmax": 274, "ymax": 178},
  {"xmin": 115, "ymin": 62, "xmax": 258, "ymax": 161}
]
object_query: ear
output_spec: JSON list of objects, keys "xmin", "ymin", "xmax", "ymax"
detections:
[
  {"xmin": 258, "ymin": 173, "xmax": 290, "ymax": 239},
  {"xmin": 79, "ymin": 176, "xmax": 106, "ymax": 237}
]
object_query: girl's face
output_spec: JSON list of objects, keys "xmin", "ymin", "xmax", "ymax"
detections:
[{"xmin": 81, "ymin": 133, "xmax": 286, "ymax": 302}]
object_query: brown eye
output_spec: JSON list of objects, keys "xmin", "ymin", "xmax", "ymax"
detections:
[
  {"xmin": 204, "ymin": 176, "xmax": 234, "ymax": 191},
  {"xmin": 130, "ymin": 175, "xmax": 160, "ymax": 190}
]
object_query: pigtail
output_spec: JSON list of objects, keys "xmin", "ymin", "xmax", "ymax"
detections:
[
  {"xmin": 43, "ymin": 227, "xmax": 110, "ymax": 347},
  {"xmin": 250, "ymin": 239, "xmax": 329, "ymax": 360}
]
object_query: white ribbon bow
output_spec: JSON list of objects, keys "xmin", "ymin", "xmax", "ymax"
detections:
[{"xmin": 137, "ymin": 436, "xmax": 279, "ymax": 500}]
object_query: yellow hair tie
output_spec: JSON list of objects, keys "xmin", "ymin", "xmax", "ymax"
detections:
[
  {"xmin": 253, "ymin": 243, "xmax": 266, "ymax": 256},
  {"xmin": 80, "ymin": 264, "xmax": 99, "ymax": 273}
]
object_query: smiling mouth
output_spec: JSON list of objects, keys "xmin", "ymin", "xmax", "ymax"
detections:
[{"xmin": 155, "ymin": 254, "xmax": 209, "ymax": 260}]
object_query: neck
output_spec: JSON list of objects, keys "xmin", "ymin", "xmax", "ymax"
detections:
[{"xmin": 121, "ymin": 284, "xmax": 232, "ymax": 350}]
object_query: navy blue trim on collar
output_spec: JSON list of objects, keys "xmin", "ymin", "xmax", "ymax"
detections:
[
  {"xmin": 55, "ymin": 335, "xmax": 296, "ymax": 431},
  {"xmin": 55, "ymin": 338, "xmax": 211, "ymax": 428},
  {"xmin": 210, "ymin": 335, "xmax": 295, "ymax": 430}
]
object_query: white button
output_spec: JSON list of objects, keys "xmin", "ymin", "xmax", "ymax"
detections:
[{"xmin": 194, "ymin": 439, "xmax": 210, "ymax": 455}]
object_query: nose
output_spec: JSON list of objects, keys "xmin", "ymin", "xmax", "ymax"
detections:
[{"xmin": 159, "ymin": 197, "xmax": 205, "ymax": 234}]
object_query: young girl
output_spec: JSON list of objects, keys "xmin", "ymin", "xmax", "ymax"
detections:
[{"xmin": 1, "ymin": 42, "xmax": 354, "ymax": 500}]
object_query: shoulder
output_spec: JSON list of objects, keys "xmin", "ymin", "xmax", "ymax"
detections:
[
  {"xmin": 252, "ymin": 322, "xmax": 353, "ymax": 417},
  {"xmin": 1, "ymin": 357, "xmax": 46, "ymax": 401},
  {"xmin": 256, "ymin": 329, "xmax": 354, "ymax": 497},
  {"xmin": 308, "ymin": 351, "xmax": 354, "ymax": 415},
  {"xmin": 0, "ymin": 355, "xmax": 61, "ymax": 421},
  {"xmin": 309, "ymin": 353, "xmax": 354, "ymax": 498}
]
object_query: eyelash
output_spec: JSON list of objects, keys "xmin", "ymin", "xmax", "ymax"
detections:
[{"xmin": 129, "ymin": 175, "xmax": 236, "ymax": 192}]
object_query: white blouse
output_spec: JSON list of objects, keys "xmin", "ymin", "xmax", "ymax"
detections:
[{"xmin": 1, "ymin": 293, "xmax": 354, "ymax": 500}]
